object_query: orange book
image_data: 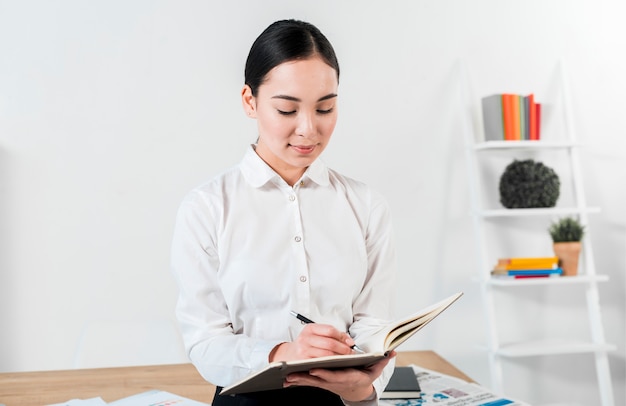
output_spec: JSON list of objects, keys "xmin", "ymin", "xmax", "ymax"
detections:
[
  {"xmin": 501, "ymin": 94, "xmax": 514, "ymax": 141},
  {"xmin": 498, "ymin": 256, "xmax": 558, "ymax": 265},
  {"xmin": 511, "ymin": 95, "xmax": 521, "ymax": 140},
  {"xmin": 496, "ymin": 256, "xmax": 558, "ymax": 270}
]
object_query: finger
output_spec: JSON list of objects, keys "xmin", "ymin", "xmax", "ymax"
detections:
[
  {"xmin": 306, "ymin": 335, "xmax": 353, "ymax": 356},
  {"xmin": 284, "ymin": 371, "xmax": 322, "ymax": 386},
  {"xmin": 363, "ymin": 355, "xmax": 392, "ymax": 376},
  {"xmin": 284, "ymin": 370, "xmax": 337, "ymax": 391},
  {"xmin": 301, "ymin": 325, "xmax": 354, "ymax": 355},
  {"xmin": 305, "ymin": 323, "xmax": 353, "ymax": 344},
  {"xmin": 291, "ymin": 368, "xmax": 375, "ymax": 400}
]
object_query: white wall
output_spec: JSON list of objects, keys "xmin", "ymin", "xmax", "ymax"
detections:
[{"xmin": 1, "ymin": 1, "xmax": 624, "ymax": 405}]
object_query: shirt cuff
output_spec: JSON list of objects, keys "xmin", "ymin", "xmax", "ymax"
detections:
[
  {"xmin": 251, "ymin": 339, "xmax": 284, "ymax": 368},
  {"xmin": 341, "ymin": 388, "xmax": 377, "ymax": 406}
]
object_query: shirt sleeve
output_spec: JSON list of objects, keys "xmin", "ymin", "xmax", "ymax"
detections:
[
  {"xmin": 341, "ymin": 385, "xmax": 380, "ymax": 406},
  {"xmin": 348, "ymin": 188, "xmax": 398, "ymax": 401},
  {"xmin": 170, "ymin": 191, "xmax": 283, "ymax": 386}
]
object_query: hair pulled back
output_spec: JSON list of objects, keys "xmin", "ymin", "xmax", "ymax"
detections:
[{"xmin": 244, "ymin": 19, "xmax": 340, "ymax": 96}]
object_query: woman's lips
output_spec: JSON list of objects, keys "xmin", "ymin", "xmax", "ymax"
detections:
[{"xmin": 290, "ymin": 144, "xmax": 316, "ymax": 154}]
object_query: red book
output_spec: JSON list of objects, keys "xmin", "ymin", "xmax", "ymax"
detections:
[
  {"xmin": 528, "ymin": 94, "xmax": 537, "ymax": 140},
  {"xmin": 535, "ymin": 103, "xmax": 542, "ymax": 140},
  {"xmin": 514, "ymin": 274, "xmax": 550, "ymax": 279}
]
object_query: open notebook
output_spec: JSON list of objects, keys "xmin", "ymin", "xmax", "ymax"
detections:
[{"xmin": 220, "ymin": 292, "xmax": 463, "ymax": 395}]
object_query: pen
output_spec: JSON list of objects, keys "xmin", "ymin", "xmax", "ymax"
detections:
[{"xmin": 289, "ymin": 310, "xmax": 366, "ymax": 354}]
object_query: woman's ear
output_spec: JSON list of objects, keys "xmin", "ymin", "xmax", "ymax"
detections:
[{"xmin": 241, "ymin": 85, "xmax": 257, "ymax": 118}]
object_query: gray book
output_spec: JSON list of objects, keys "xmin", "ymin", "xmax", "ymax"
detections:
[{"xmin": 481, "ymin": 94, "xmax": 504, "ymax": 141}]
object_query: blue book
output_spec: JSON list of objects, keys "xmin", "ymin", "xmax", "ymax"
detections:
[{"xmin": 492, "ymin": 268, "xmax": 563, "ymax": 276}]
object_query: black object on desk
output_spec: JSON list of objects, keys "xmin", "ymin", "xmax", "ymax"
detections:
[{"xmin": 381, "ymin": 366, "xmax": 422, "ymax": 399}]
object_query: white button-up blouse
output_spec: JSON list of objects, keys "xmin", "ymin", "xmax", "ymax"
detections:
[{"xmin": 171, "ymin": 145, "xmax": 397, "ymax": 398}]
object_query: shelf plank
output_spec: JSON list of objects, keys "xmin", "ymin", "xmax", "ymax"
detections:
[
  {"xmin": 494, "ymin": 339, "xmax": 616, "ymax": 358},
  {"xmin": 473, "ymin": 140, "xmax": 580, "ymax": 151},
  {"xmin": 487, "ymin": 274, "xmax": 609, "ymax": 287},
  {"xmin": 476, "ymin": 207, "xmax": 600, "ymax": 218}
]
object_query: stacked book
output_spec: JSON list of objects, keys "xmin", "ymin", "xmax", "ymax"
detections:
[
  {"xmin": 492, "ymin": 256, "xmax": 562, "ymax": 279},
  {"xmin": 481, "ymin": 93, "xmax": 541, "ymax": 141}
]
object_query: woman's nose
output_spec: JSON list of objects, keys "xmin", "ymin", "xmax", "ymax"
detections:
[{"xmin": 295, "ymin": 112, "xmax": 315, "ymax": 138}]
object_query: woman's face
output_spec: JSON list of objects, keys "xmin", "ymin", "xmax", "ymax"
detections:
[{"xmin": 242, "ymin": 57, "xmax": 339, "ymax": 185}]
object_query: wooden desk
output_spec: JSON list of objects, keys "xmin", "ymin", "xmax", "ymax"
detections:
[{"xmin": 0, "ymin": 351, "xmax": 473, "ymax": 405}]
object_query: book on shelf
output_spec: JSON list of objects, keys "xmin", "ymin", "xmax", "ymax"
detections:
[
  {"xmin": 495, "ymin": 256, "xmax": 559, "ymax": 270},
  {"xmin": 220, "ymin": 292, "xmax": 463, "ymax": 396},
  {"xmin": 492, "ymin": 273, "xmax": 562, "ymax": 280},
  {"xmin": 381, "ymin": 366, "xmax": 421, "ymax": 399},
  {"xmin": 511, "ymin": 94, "xmax": 521, "ymax": 140},
  {"xmin": 491, "ymin": 268, "xmax": 563, "ymax": 277},
  {"xmin": 481, "ymin": 93, "xmax": 541, "ymax": 141},
  {"xmin": 502, "ymin": 94, "xmax": 515, "ymax": 140},
  {"xmin": 520, "ymin": 95, "xmax": 526, "ymax": 140},
  {"xmin": 481, "ymin": 94, "xmax": 504, "ymax": 141},
  {"xmin": 498, "ymin": 256, "xmax": 558, "ymax": 264},
  {"xmin": 528, "ymin": 93, "xmax": 537, "ymax": 140},
  {"xmin": 494, "ymin": 264, "xmax": 559, "ymax": 271},
  {"xmin": 535, "ymin": 102, "xmax": 542, "ymax": 140}
]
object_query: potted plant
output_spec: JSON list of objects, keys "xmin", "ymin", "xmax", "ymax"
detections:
[{"xmin": 548, "ymin": 217, "xmax": 585, "ymax": 276}]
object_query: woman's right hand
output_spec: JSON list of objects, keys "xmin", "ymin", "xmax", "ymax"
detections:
[{"xmin": 269, "ymin": 323, "xmax": 356, "ymax": 362}]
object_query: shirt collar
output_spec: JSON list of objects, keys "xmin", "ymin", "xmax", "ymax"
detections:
[{"xmin": 240, "ymin": 144, "xmax": 330, "ymax": 188}]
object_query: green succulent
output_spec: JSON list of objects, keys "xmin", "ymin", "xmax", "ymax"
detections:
[
  {"xmin": 499, "ymin": 159, "xmax": 560, "ymax": 208},
  {"xmin": 549, "ymin": 217, "xmax": 585, "ymax": 242}
]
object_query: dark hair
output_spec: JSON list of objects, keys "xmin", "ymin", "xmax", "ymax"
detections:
[{"xmin": 244, "ymin": 19, "xmax": 340, "ymax": 95}]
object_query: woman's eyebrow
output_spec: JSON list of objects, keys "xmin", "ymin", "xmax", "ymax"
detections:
[{"xmin": 271, "ymin": 93, "xmax": 338, "ymax": 102}]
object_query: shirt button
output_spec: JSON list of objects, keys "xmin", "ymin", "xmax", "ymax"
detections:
[
  {"xmin": 300, "ymin": 276, "xmax": 307, "ymax": 282},
  {"xmin": 289, "ymin": 195, "xmax": 296, "ymax": 201},
  {"xmin": 294, "ymin": 236, "xmax": 301, "ymax": 242},
  {"xmin": 299, "ymin": 181, "xmax": 304, "ymax": 186}
]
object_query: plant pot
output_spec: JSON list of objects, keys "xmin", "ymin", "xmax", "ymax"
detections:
[{"xmin": 553, "ymin": 242, "xmax": 581, "ymax": 276}]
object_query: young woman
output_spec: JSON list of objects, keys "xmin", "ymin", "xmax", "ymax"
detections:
[{"xmin": 171, "ymin": 19, "xmax": 397, "ymax": 405}]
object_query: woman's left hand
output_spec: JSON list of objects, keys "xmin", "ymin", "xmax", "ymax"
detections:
[{"xmin": 283, "ymin": 351, "xmax": 395, "ymax": 402}]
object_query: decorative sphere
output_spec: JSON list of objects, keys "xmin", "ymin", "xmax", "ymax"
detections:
[{"xmin": 499, "ymin": 159, "xmax": 560, "ymax": 208}]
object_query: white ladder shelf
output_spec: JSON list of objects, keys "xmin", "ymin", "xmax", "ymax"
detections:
[{"xmin": 458, "ymin": 63, "xmax": 615, "ymax": 406}]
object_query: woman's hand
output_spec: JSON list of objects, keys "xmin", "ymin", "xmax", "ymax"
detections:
[
  {"xmin": 284, "ymin": 352, "xmax": 395, "ymax": 402},
  {"xmin": 269, "ymin": 323, "xmax": 355, "ymax": 362}
]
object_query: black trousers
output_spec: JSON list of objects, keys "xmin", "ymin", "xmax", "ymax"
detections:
[{"xmin": 212, "ymin": 386, "xmax": 344, "ymax": 406}]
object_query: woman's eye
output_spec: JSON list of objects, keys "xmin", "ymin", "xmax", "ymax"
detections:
[
  {"xmin": 317, "ymin": 108, "xmax": 334, "ymax": 115},
  {"xmin": 277, "ymin": 109, "xmax": 296, "ymax": 116}
]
